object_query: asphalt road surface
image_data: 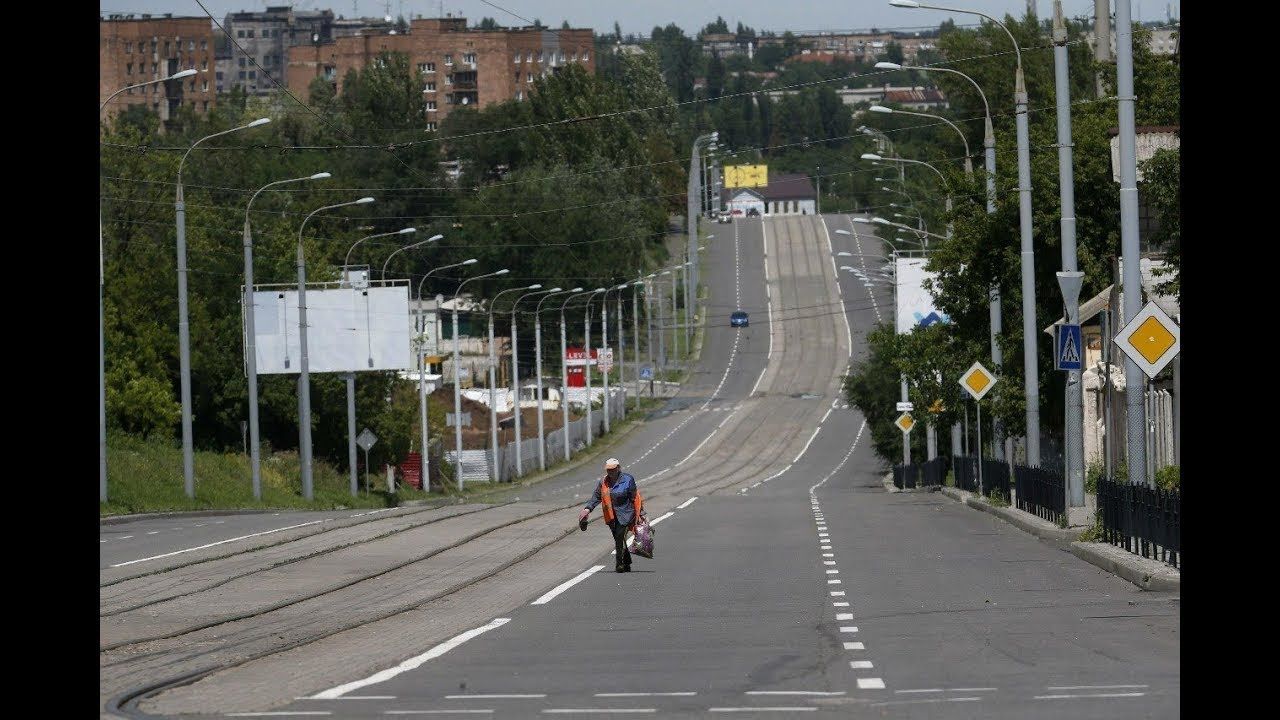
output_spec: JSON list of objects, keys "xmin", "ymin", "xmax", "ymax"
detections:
[{"xmin": 100, "ymin": 215, "xmax": 1178, "ymax": 719}]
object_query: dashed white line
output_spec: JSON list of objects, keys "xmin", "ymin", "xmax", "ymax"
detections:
[
  {"xmin": 445, "ymin": 695, "xmax": 545, "ymax": 699},
  {"xmin": 542, "ymin": 710, "xmax": 656, "ymax": 714},
  {"xmin": 849, "ymin": 661, "xmax": 874, "ymax": 669},
  {"xmin": 649, "ymin": 512, "xmax": 674, "ymax": 525},
  {"xmin": 1046, "ymin": 685, "xmax": 1148, "ymax": 690},
  {"xmin": 833, "ymin": 602, "xmax": 849, "ymax": 607},
  {"xmin": 830, "ymin": 591, "xmax": 845, "ymax": 597},
  {"xmin": 110, "ymin": 521, "xmax": 325, "ymax": 567},
  {"xmin": 531, "ymin": 566, "xmax": 606, "ymax": 605},
  {"xmin": 676, "ymin": 497, "xmax": 699, "ymax": 509},
  {"xmin": 710, "ymin": 709, "xmax": 816, "ymax": 713},
  {"xmin": 386, "ymin": 711, "xmax": 495, "ymax": 716},
  {"xmin": 836, "ymin": 613, "xmax": 854, "ymax": 620},
  {"xmin": 839, "ymin": 626, "xmax": 858, "ymax": 633},
  {"xmin": 298, "ymin": 696, "xmax": 396, "ymax": 701},
  {"xmin": 595, "ymin": 693, "xmax": 697, "ymax": 697},
  {"xmin": 827, "ymin": 579, "xmax": 842, "ymax": 585},
  {"xmin": 309, "ymin": 618, "xmax": 511, "ymax": 698},
  {"xmin": 857, "ymin": 678, "xmax": 886, "ymax": 690},
  {"xmin": 745, "ymin": 691, "xmax": 845, "ymax": 696},
  {"xmin": 1034, "ymin": 693, "xmax": 1145, "ymax": 700},
  {"xmin": 843, "ymin": 642, "xmax": 864, "ymax": 650}
]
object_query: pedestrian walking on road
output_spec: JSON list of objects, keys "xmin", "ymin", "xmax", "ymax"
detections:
[{"xmin": 579, "ymin": 458, "xmax": 644, "ymax": 573}]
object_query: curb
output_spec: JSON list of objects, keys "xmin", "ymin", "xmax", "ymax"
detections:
[
  {"xmin": 1068, "ymin": 541, "xmax": 1181, "ymax": 592},
  {"xmin": 882, "ymin": 473, "xmax": 941, "ymax": 494},
  {"xmin": 100, "ymin": 508, "xmax": 283, "ymax": 526},
  {"xmin": 938, "ymin": 486, "xmax": 1180, "ymax": 592},
  {"xmin": 939, "ymin": 486, "xmax": 1078, "ymax": 543}
]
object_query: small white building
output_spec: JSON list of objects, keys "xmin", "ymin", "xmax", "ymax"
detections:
[{"xmin": 722, "ymin": 173, "xmax": 817, "ymax": 217}]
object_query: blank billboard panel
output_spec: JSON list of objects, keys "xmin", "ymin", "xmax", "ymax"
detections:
[
  {"xmin": 895, "ymin": 257, "xmax": 950, "ymax": 335},
  {"xmin": 248, "ymin": 285, "xmax": 412, "ymax": 374}
]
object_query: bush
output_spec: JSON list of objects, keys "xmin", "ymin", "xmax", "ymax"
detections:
[
  {"xmin": 1085, "ymin": 460, "xmax": 1103, "ymax": 494},
  {"xmin": 988, "ymin": 487, "xmax": 1009, "ymax": 507},
  {"xmin": 1155, "ymin": 465, "xmax": 1179, "ymax": 492}
]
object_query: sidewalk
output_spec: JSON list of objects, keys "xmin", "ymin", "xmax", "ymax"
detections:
[{"xmin": 886, "ymin": 475, "xmax": 1180, "ymax": 592}]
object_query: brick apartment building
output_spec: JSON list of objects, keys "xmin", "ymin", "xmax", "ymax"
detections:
[
  {"xmin": 287, "ymin": 17, "xmax": 594, "ymax": 130},
  {"xmin": 100, "ymin": 14, "xmax": 217, "ymax": 123}
]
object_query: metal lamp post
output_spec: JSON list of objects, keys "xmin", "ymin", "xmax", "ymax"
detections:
[
  {"xmin": 511, "ymin": 286, "xmax": 560, "ymax": 478},
  {"xmin": 560, "ymin": 289, "xmax": 599, "ymax": 462},
  {"xmin": 414, "ymin": 257, "xmax": 475, "ymax": 490},
  {"xmin": 452, "ymin": 268, "xmax": 508, "ymax": 490},
  {"xmin": 175, "ymin": 115, "xmax": 271, "ymax": 498},
  {"xmin": 536, "ymin": 288, "xmax": 580, "ymax": 470},
  {"xmin": 242, "ymin": 171, "xmax": 331, "ymax": 499},
  {"xmin": 100, "ymin": 68, "xmax": 198, "ymax": 503},
  {"xmin": 487, "ymin": 284, "xmax": 540, "ymax": 481},
  {"xmin": 296, "ymin": 196, "xmax": 375, "ymax": 500}
]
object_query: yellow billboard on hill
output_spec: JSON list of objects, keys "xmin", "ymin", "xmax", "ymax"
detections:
[{"xmin": 724, "ymin": 164, "xmax": 768, "ymax": 188}]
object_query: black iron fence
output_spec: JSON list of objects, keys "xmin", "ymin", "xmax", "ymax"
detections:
[
  {"xmin": 952, "ymin": 455, "xmax": 978, "ymax": 493},
  {"xmin": 920, "ymin": 456, "xmax": 947, "ymax": 487},
  {"xmin": 892, "ymin": 463, "xmax": 919, "ymax": 489},
  {"xmin": 1097, "ymin": 478, "xmax": 1180, "ymax": 569},
  {"xmin": 1013, "ymin": 464, "xmax": 1066, "ymax": 526},
  {"xmin": 981, "ymin": 459, "xmax": 1011, "ymax": 500}
]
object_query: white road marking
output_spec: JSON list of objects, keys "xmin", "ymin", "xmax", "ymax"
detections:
[
  {"xmin": 747, "ymin": 686, "xmax": 844, "ymax": 691},
  {"xmin": 819, "ymin": 217, "xmax": 855, "ymax": 359},
  {"xmin": 839, "ymin": 626, "xmax": 859, "ymax": 633},
  {"xmin": 1034, "ymin": 693, "xmax": 1145, "ymax": 700},
  {"xmin": 110, "ymin": 521, "xmax": 325, "ymax": 567},
  {"xmin": 836, "ymin": 613, "xmax": 854, "ymax": 620},
  {"xmin": 118, "ymin": 535, "xmax": 133, "ymax": 540},
  {"xmin": 849, "ymin": 661, "xmax": 873, "ymax": 669},
  {"xmin": 825, "ymin": 570, "xmax": 839, "ymax": 575},
  {"xmin": 844, "ymin": 216, "xmax": 883, "ymax": 324},
  {"xmin": 595, "ymin": 693, "xmax": 697, "ymax": 697},
  {"xmin": 830, "ymin": 591, "xmax": 845, "ymax": 596},
  {"xmin": 820, "ymin": 407, "xmax": 833, "ymax": 424},
  {"xmin": 833, "ymin": 602, "xmax": 849, "ymax": 607},
  {"xmin": 843, "ymin": 642, "xmax": 864, "ymax": 650},
  {"xmin": 146, "ymin": 531, "xmax": 159, "ymax": 535},
  {"xmin": 297, "ymin": 696, "xmax": 397, "ymax": 700},
  {"xmin": 828, "ymin": 580, "xmax": 842, "ymax": 585},
  {"xmin": 445, "ymin": 695, "xmax": 545, "ymax": 699},
  {"xmin": 542, "ymin": 710, "xmax": 656, "ymax": 714},
  {"xmin": 750, "ymin": 220, "xmax": 775, "ymax": 397},
  {"xmin": 228, "ymin": 714, "xmax": 332, "ymax": 717},
  {"xmin": 1046, "ymin": 685, "xmax": 1148, "ymax": 690},
  {"xmin": 386, "ymin": 712, "xmax": 495, "ymax": 716},
  {"xmin": 857, "ymin": 678, "xmax": 886, "ymax": 690},
  {"xmin": 309, "ymin": 618, "xmax": 511, "ymax": 698},
  {"xmin": 649, "ymin": 512, "xmax": 674, "ymax": 525},
  {"xmin": 823, "ymin": 561, "xmax": 836, "ymax": 566},
  {"xmin": 793, "ymin": 427, "xmax": 822, "ymax": 463},
  {"xmin": 531, "ymin": 566, "xmax": 606, "ymax": 605},
  {"xmin": 870, "ymin": 697, "xmax": 980, "ymax": 707},
  {"xmin": 710, "ymin": 709, "xmax": 816, "ymax": 713},
  {"xmin": 822, "ymin": 553, "xmax": 834, "ymax": 557}
]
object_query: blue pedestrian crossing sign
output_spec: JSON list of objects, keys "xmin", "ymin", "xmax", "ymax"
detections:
[
  {"xmin": 639, "ymin": 365, "xmax": 654, "ymax": 380},
  {"xmin": 1055, "ymin": 323, "xmax": 1083, "ymax": 371}
]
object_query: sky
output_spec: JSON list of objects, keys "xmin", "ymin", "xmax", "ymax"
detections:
[{"xmin": 101, "ymin": 1, "xmax": 1182, "ymax": 36}]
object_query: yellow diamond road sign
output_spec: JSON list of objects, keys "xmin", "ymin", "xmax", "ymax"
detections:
[
  {"xmin": 1116, "ymin": 301, "xmax": 1180, "ymax": 378},
  {"xmin": 959, "ymin": 361, "xmax": 997, "ymax": 401},
  {"xmin": 895, "ymin": 412, "xmax": 915, "ymax": 434}
]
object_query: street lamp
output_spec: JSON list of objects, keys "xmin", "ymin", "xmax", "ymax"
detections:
[
  {"xmin": 344, "ymin": 227, "xmax": 419, "ymax": 284},
  {"xmin": 861, "ymin": 153, "xmax": 953, "ymax": 240},
  {"xmin": 380, "ymin": 234, "xmax": 443, "ymax": 280},
  {"xmin": 99, "ymin": 68, "xmax": 204, "ymax": 504},
  {"xmin": 536, "ymin": 287, "xmax": 580, "ymax": 471},
  {"xmin": 511, "ymin": 286, "xmax": 560, "ymax": 477},
  {"xmin": 601, "ymin": 282, "xmax": 629, "ymax": 434},
  {"xmin": 487, "ymin": 284, "xmax": 540, "ymax": 481},
  {"xmin": 175, "ymin": 116, "xmax": 271, "ymax": 499},
  {"xmin": 560, "ymin": 288, "xmax": 600, "ymax": 462},
  {"xmin": 242, "ymin": 171, "xmax": 331, "ymax": 499},
  {"xmin": 452, "ymin": 268, "xmax": 508, "ymax": 491},
  {"xmin": 413, "ymin": 257, "xmax": 476, "ymax": 489},
  {"xmin": 296, "ymin": 196, "xmax": 374, "ymax": 500},
  {"xmin": 890, "ymin": 0, "xmax": 1041, "ymax": 466},
  {"xmin": 869, "ymin": 104, "xmax": 973, "ymax": 175},
  {"xmin": 583, "ymin": 288, "xmax": 608, "ymax": 446}
]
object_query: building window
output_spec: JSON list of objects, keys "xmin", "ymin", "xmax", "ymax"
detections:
[
  {"xmin": 248, "ymin": 70, "xmax": 256, "ymax": 79},
  {"xmin": 323, "ymin": 66, "xmax": 336, "ymax": 81},
  {"xmin": 126, "ymin": 62, "xmax": 133, "ymax": 76},
  {"xmin": 216, "ymin": 71, "xmax": 224, "ymax": 80},
  {"xmin": 570, "ymin": 50, "xmax": 577, "ymax": 62},
  {"xmin": 202, "ymin": 101, "xmax": 209, "ymax": 112},
  {"xmin": 424, "ymin": 82, "xmax": 436, "ymax": 92},
  {"xmin": 582, "ymin": 50, "xmax": 589, "ymax": 62},
  {"xmin": 202, "ymin": 58, "xmax": 208, "ymax": 71},
  {"xmin": 527, "ymin": 73, "xmax": 533, "ymax": 83},
  {"xmin": 426, "ymin": 101, "xmax": 437, "ymax": 110},
  {"xmin": 202, "ymin": 80, "xmax": 208, "ymax": 92},
  {"xmin": 125, "ymin": 42, "xmax": 133, "ymax": 54},
  {"xmin": 188, "ymin": 39, "xmax": 195, "ymax": 51},
  {"xmin": 418, "ymin": 62, "xmax": 428, "ymax": 73},
  {"xmin": 516, "ymin": 90, "xmax": 522, "ymax": 100},
  {"xmin": 237, "ymin": 30, "xmax": 245, "ymax": 38},
  {"xmin": 201, "ymin": 39, "xmax": 208, "ymax": 51},
  {"xmin": 537, "ymin": 50, "xmax": 544, "ymax": 63},
  {"xmin": 239, "ymin": 71, "xmax": 247, "ymax": 79},
  {"xmin": 444, "ymin": 54, "xmax": 453, "ymax": 65},
  {"xmin": 514, "ymin": 51, "xmax": 521, "ymax": 63},
  {"xmin": 558, "ymin": 50, "xmax": 565, "ymax": 63},
  {"xmin": 239, "ymin": 57, "xmax": 246, "ymax": 67},
  {"xmin": 247, "ymin": 29, "xmax": 254, "ymax": 38},
  {"xmin": 526, "ymin": 50, "xmax": 533, "ymax": 62},
  {"xmin": 164, "ymin": 41, "xmax": 171, "ymax": 55},
  {"xmin": 445, "ymin": 74, "xmax": 452, "ymax": 85},
  {"xmin": 463, "ymin": 52, "xmax": 476, "ymax": 64}
]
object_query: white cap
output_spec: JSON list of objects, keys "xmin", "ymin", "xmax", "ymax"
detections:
[{"xmin": 604, "ymin": 458, "xmax": 621, "ymax": 469}]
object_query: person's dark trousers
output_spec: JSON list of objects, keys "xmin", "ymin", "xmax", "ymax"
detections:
[{"xmin": 607, "ymin": 520, "xmax": 631, "ymax": 569}]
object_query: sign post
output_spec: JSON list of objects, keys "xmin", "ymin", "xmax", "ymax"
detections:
[
  {"xmin": 356, "ymin": 427, "xmax": 377, "ymax": 494},
  {"xmin": 959, "ymin": 362, "xmax": 998, "ymax": 496}
]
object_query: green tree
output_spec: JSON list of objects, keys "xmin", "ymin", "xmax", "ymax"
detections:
[
  {"xmin": 706, "ymin": 51, "xmax": 726, "ymax": 99},
  {"xmin": 1141, "ymin": 148, "xmax": 1180, "ymax": 300},
  {"xmin": 477, "ymin": 17, "xmax": 499, "ymax": 30},
  {"xmin": 701, "ymin": 16, "xmax": 730, "ymax": 37}
]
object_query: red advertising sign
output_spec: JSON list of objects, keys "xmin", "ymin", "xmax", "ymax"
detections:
[{"xmin": 565, "ymin": 347, "xmax": 597, "ymax": 388}]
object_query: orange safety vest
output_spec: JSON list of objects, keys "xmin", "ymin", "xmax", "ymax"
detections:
[{"xmin": 599, "ymin": 477, "xmax": 643, "ymax": 529}]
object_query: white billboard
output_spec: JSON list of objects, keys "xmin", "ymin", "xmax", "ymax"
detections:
[
  {"xmin": 895, "ymin": 257, "xmax": 949, "ymax": 334},
  {"xmin": 247, "ymin": 285, "xmax": 413, "ymax": 374}
]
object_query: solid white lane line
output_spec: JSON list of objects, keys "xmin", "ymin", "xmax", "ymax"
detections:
[
  {"xmin": 676, "ymin": 496, "xmax": 698, "ymax": 509},
  {"xmin": 820, "ymin": 407, "xmax": 833, "ymax": 424},
  {"xmin": 531, "ymin": 566, "xmax": 606, "ymax": 605},
  {"xmin": 870, "ymin": 697, "xmax": 980, "ymax": 707},
  {"xmin": 819, "ymin": 217, "xmax": 855, "ymax": 359},
  {"xmin": 1045, "ymin": 685, "xmax": 1148, "ymax": 690},
  {"xmin": 385, "ymin": 712, "xmax": 495, "ymax": 716},
  {"xmin": 110, "ymin": 521, "xmax": 325, "ymax": 567},
  {"xmin": 310, "ymin": 619, "xmax": 511, "ymax": 698},
  {"xmin": 894, "ymin": 690, "xmax": 943, "ymax": 694},
  {"xmin": 542, "ymin": 710, "xmax": 656, "ymax": 714},
  {"xmin": 857, "ymin": 678, "xmax": 886, "ymax": 690},
  {"xmin": 594, "ymin": 693, "xmax": 697, "ymax": 697},
  {"xmin": 1034, "ymin": 693, "xmax": 1145, "ymax": 700},
  {"xmin": 793, "ymin": 427, "xmax": 823, "ymax": 463},
  {"xmin": 952, "ymin": 688, "xmax": 998, "ymax": 692},
  {"xmin": 445, "ymin": 695, "xmax": 546, "ymax": 699},
  {"xmin": 298, "ymin": 696, "xmax": 397, "ymax": 700},
  {"xmin": 839, "ymin": 626, "xmax": 858, "ymax": 633},
  {"xmin": 710, "ymin": 709, "xmax": 817, "ymax": 713},
  {"xmin": 228, "ymin": 714, "xmax": 331, "ymax": 717},
  {"xmin": 747, "ymin": 686, "xmax": 844, "ymax": 691}
]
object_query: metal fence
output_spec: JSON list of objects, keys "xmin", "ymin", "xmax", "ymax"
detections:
[
  {"xmin": 1013, "ymin": 464, "xmax": 1066, "ymax": 526},
  {"xmin": 981, "ymin": 459, "xmax": 1011, "ymax": 500},
  {"xmin": 1097, "ymin": 477, "xmax": 1180, "ymax": 569},
  {"xmin": 892, "ymin": 463, "xmax": 919, "ymax": 489},
  {"xmin": 952, "ymin": 455, "xmax": 978, "ymax": 493},
  {"xmin": 920, "ymin": 456, "xmax": 947, "ymax": 487}
]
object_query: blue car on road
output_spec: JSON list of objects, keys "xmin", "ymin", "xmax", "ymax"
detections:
[{"xmin": 730, "ymin": 311, "xmax": 749, "ymax": 327}]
